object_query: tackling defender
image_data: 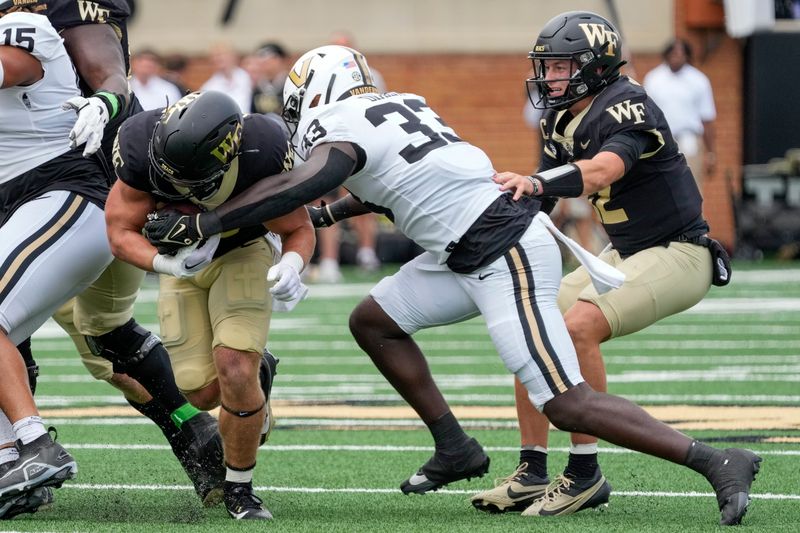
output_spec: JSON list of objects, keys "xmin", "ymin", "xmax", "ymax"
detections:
[{"xmin": 143, "ymin": 44, "xmax": 759, "ymax": 526}]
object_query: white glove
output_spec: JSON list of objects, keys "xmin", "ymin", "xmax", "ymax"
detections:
[
  {"xmin": 152, "ymin": 234, "xmax": 220, "ymax": 279},
  {"xmin": 62, "ymin": 95, "xmax": 109, "ymax": 157},
  {"xmin": 267, "ymin": 251, "xmax": 308, "ymax": 303}
]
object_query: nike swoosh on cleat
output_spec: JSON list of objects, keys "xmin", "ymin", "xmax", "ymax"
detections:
[
  {"xmin": 506, "ymin": 486, "xmax": 540, "ymax": 500},
  {"xmin": 407, "ymin": 473, "xmax": 429, "ymax": 486}
]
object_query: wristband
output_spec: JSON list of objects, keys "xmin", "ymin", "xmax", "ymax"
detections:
[
  {"xmin": 93, "ymin": 90, "xmax": 126, "ymax": 119},
  {"xmin": 535, "ymin": 163, "xmax": 584, "ymax": 197},
  {"xmin": 526, "ymin": 176, "xmax": 540, "ymax": 196},
  {"xmin": 0, "ymin": 59, "xmax": 5, "ymax": 88},
  {"xmin": 322, "ymin": 203, "xmax": 337, "ymax": 226}
]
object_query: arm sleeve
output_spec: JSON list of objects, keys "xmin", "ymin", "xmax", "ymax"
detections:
[
  {"xmin": 599, "ymin": 130, "xmax": 652, "ymax": 173},
  {"xmin": 201, "ymin": 142, "xmax": 361, "ymax": 235}
]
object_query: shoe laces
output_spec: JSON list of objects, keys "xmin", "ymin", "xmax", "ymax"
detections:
[
  {"xmin": 493, "ymin": 462, "xmax": 528, "ymax": 487},
  {"xmin": 540, "ymin": 474, "xmax": 574, "ymax": 503}
]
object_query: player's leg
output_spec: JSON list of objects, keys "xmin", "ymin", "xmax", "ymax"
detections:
[
  {"xmin": 471, "ymin": 257, "xmax": 595, "ymax": 512},
  {"xmin": 205, "ymin": 239, "xmax": 275, "ymax": 520},
  {"xmin": 350, "ymin": 252, "xmax": 489, "ymax": 493},
  {"xmin": 0, "ymin": 191, "xmax": 111, "ymax": 503},
  {"xmin": 519, "ymin": 233, "xmax": 759, "ymax": 524}
]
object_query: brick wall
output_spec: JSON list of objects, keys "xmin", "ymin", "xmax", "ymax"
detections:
[{"xmin": 181, "ymin": 11, "xmax": 742, "ymax": 247}]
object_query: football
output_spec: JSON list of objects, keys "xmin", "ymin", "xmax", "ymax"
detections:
[{"xmin": 155, "ymin": 201, "xmax": 202, "ymax": 216}]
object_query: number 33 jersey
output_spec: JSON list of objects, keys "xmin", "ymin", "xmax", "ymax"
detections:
[{"xmin": 294, "ymin": 92, "xmax": 503, "ymax": 265}]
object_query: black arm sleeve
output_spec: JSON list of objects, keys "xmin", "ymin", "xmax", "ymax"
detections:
[
  {"xmin": 199, "ymin": 142, "xmax": 361, "ymax": 235},
  {"xmin": 600, "ymin": 130, "xmax": 652, "ymax": 173}
]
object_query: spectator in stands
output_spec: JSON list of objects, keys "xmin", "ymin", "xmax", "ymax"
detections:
[
  {"xmin": 313, "ymin": 31, "xmax": 384, "ymax": 283},
  {"xmin": 200, "ymin": 41, "xmax": 252, "ymax": 113},
  {"xmin": 644, "ymin": 39, "xmax": 717, "ymax": 190},
  {"xmin": 129, "ymin": 49, "xmax": 183, "ymax": 110},
  {"xmin": 162, "ymin": 53, "xmax": 190, "ymax": 96},
  {"xmin": 249, "ymin": 42, "xmax": 290, "ymax": 115}
]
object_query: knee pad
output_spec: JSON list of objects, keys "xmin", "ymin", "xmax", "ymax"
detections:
[
  {"xmin": 17, "ymin": 337, "xmax": 39, "ymax": 395},
  {"xmin": 86, "ymin": 318, "xmax": 162, "ymax": 372}
]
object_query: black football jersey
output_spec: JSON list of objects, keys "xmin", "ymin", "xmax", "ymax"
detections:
[
  {"xmin": 114, "ymin": 110, "xmax": 294, "ymax": 257},
  {"xmin": 538, "ymin": 77, "xmax": 708, "ymax": 256}
]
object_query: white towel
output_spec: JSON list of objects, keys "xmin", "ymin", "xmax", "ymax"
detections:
[{"xmin": 538, "ymin": 214, "xmax": 625, "ymax": 294}]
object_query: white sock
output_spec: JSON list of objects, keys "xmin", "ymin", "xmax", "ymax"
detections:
[
  {"xmin": 522, "ymin": 445, "xmax": 548, "ymax": 454},
  {"xmin": 0, "ymin": 446, "xmax": 19, "ymax": 466},
  {"xmin": 570, "ymin": 442, "xmax": 598, "ymax": 455},
  {"xmin": 12, "ymin": 416, "xmax": 47, "ymax": 445},
  {"xmin": 0, "ymin": 410, "xmax": 16, "ymax": 446},
  {"xmin": 225, "ymin": 466, "xmax": 254, "ymax": 484}
]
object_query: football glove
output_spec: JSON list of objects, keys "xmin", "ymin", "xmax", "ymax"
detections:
[
  {"xmin": 151, "ymin": 234, "xmax": 220, "ymax": 279},
  {"xmin": 305, "ymin": 201, "xmax": 336, "ymax": 228},
  {"xmin": 144, "ymin": 211, "xmax": 204, "ymax": 255},
  {"xmin": 267, "ymin": 251, "xmax": 308, "ymax": 307},
  {"xmin": 63, "ymin": 95, "xmax": 109, "ymax": 157}
]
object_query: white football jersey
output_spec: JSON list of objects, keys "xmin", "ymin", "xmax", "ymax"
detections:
[
  {"xmin": 0, "ymin": 12, "xmax": 80, "ymax": 183},
  {"xmin": 295, "ymin": 92, "xmax": 502, "ymax": 264}
]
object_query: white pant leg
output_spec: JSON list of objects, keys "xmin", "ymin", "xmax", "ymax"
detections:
[
  {"xmin": 459, "ymin": 216, "xmax": 584, "ymax": 410},
  {"xmin": 369, "ymin": 251, "xmax": 479, "ymax": 334},
  {"xmin": 0, "ymin": 191, "xmax": 112, "ymax": 344}
]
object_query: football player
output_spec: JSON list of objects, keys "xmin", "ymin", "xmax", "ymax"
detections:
[
  {"xmin": 470, "ymin": 11, "xmax": 750, "ymax": 525},
  {"xmin": 144, "ymin": 43, "xmax": 759, "ymax": 526},
  {"xmin": 0, "ymin": 0, "xmax": 229, "ymax": 509},
  {"xmin": 0, "ymin": 10, "xmax": 104, "ymax": 517},
  {"xmin": 106, "ymin": 90, "xmax": 314, "ymax": 520}
]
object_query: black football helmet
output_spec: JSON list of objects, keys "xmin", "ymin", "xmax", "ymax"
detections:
[
  {"xmin": 527, "ymin": 11, "xmax": 626, "ymax": 110},
  {"xmin": 148, "ymin": 91, "xmax": 243, "ymax": 200}
]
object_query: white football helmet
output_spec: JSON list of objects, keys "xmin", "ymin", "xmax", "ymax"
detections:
[{"xmin": 282, "ymin": 45, "xmax": 378, "ymax": 128}]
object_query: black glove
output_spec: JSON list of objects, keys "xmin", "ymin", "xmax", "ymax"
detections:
[
  {"xmin": 143, "ymin": 211, "xmax": 203, "ymax": 255},
  {"xmin": 305, "ymin": 201, "xmax": 336, "ymax": 228}
]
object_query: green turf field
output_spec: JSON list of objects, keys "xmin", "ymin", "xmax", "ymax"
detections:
[{"xmin": 13, "ymin": 262, "xmax": 800, "ymax": 532}]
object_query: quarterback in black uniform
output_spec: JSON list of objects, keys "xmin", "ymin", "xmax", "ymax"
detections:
[
  {"xmin": 471, "ymin": 11, "xmax": 752, "ymax": 526},
  {"xmin": 0, "ymin": 0, "xmax": 231, "ymax": 512},
  {"xmin": 106, "ymin": 91, "xmax": 314, "ymax": 520}
]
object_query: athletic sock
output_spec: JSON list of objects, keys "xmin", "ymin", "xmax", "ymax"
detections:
[
  {"xmin": 564, "ymin": 443, "xmax": 599, "ymax": 479},
  {"xmin": 225, "ymin": 463, "xmax": 255, "ymax": 483},
  {"xmin": 127, "ymin": 398, "xmax": 186, "ymax": 446},
  {"xmin": 520, "ymin": 446, "xmax": 548, "ymax": 479},
  {"xmin": 428, "ymin": 411, "xmax": 469, "ymax": 452},
  {"xmin": 684, "ymin": 440, "xmax": 721, "ymax": 479},
  {"xmin": 12, "ymin": 416, "xmax": 47, "ymax": 445}
]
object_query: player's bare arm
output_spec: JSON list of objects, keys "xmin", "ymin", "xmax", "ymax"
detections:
[
  {"xmin": 0, "ymin": 45, "xmax": 43, "ymax": 87},
  {"xmin": 61, "ymin": 23, "xmax": 129, "ymax": 105},
  {"xmin": 496, "ymin": 151, "xmax": 626, "ymax": 200},
  {"xmin": 264, "ymin": 206, "xmax": 316, "ymax": 268},
  {"xmin": 61, "ymin": 24, "xmax": 129, "ymax": 156},
  {"xmin": 105, "ymin": 179, "xmax": 158, "ymax": 270}
]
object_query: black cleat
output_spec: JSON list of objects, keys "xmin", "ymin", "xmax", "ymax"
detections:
[
  {"xmin": 224, "ymin": 481, "xmax": 273, "ymax": 520},
  {"xmin": 0, "ymin": 486, "xmax": 53, "ymax": 520},
  {"xmin": 400, "ymin": 437, "xmax": 490, "ymax": 494},
  {"xmin": 0, "ymin": 429, "xmax": 76, "ymax": 504},
  {"xmin": 259, "ymin": 350, "xmax": 279, "ymax": 446},
  {"xmin": 180, "ymin": 412, "xmax": 225, "ymax": 507},
  {"xmin": 706, "ymin": 448, "xmax": 762, "ymax": 526}
]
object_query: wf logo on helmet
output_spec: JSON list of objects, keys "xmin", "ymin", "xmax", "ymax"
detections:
[
  {"xmin": 578, "ymin": 23, "xmax": 618, "ymax": 56},
  {"xmin": 211, "ymin": 121, "xmax": 243, "ymax": 163}
]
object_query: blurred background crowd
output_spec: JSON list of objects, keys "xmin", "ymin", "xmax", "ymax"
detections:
[{"xmin": 122, "ymin": 0, "xmax": 800, "ymax": 278}]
